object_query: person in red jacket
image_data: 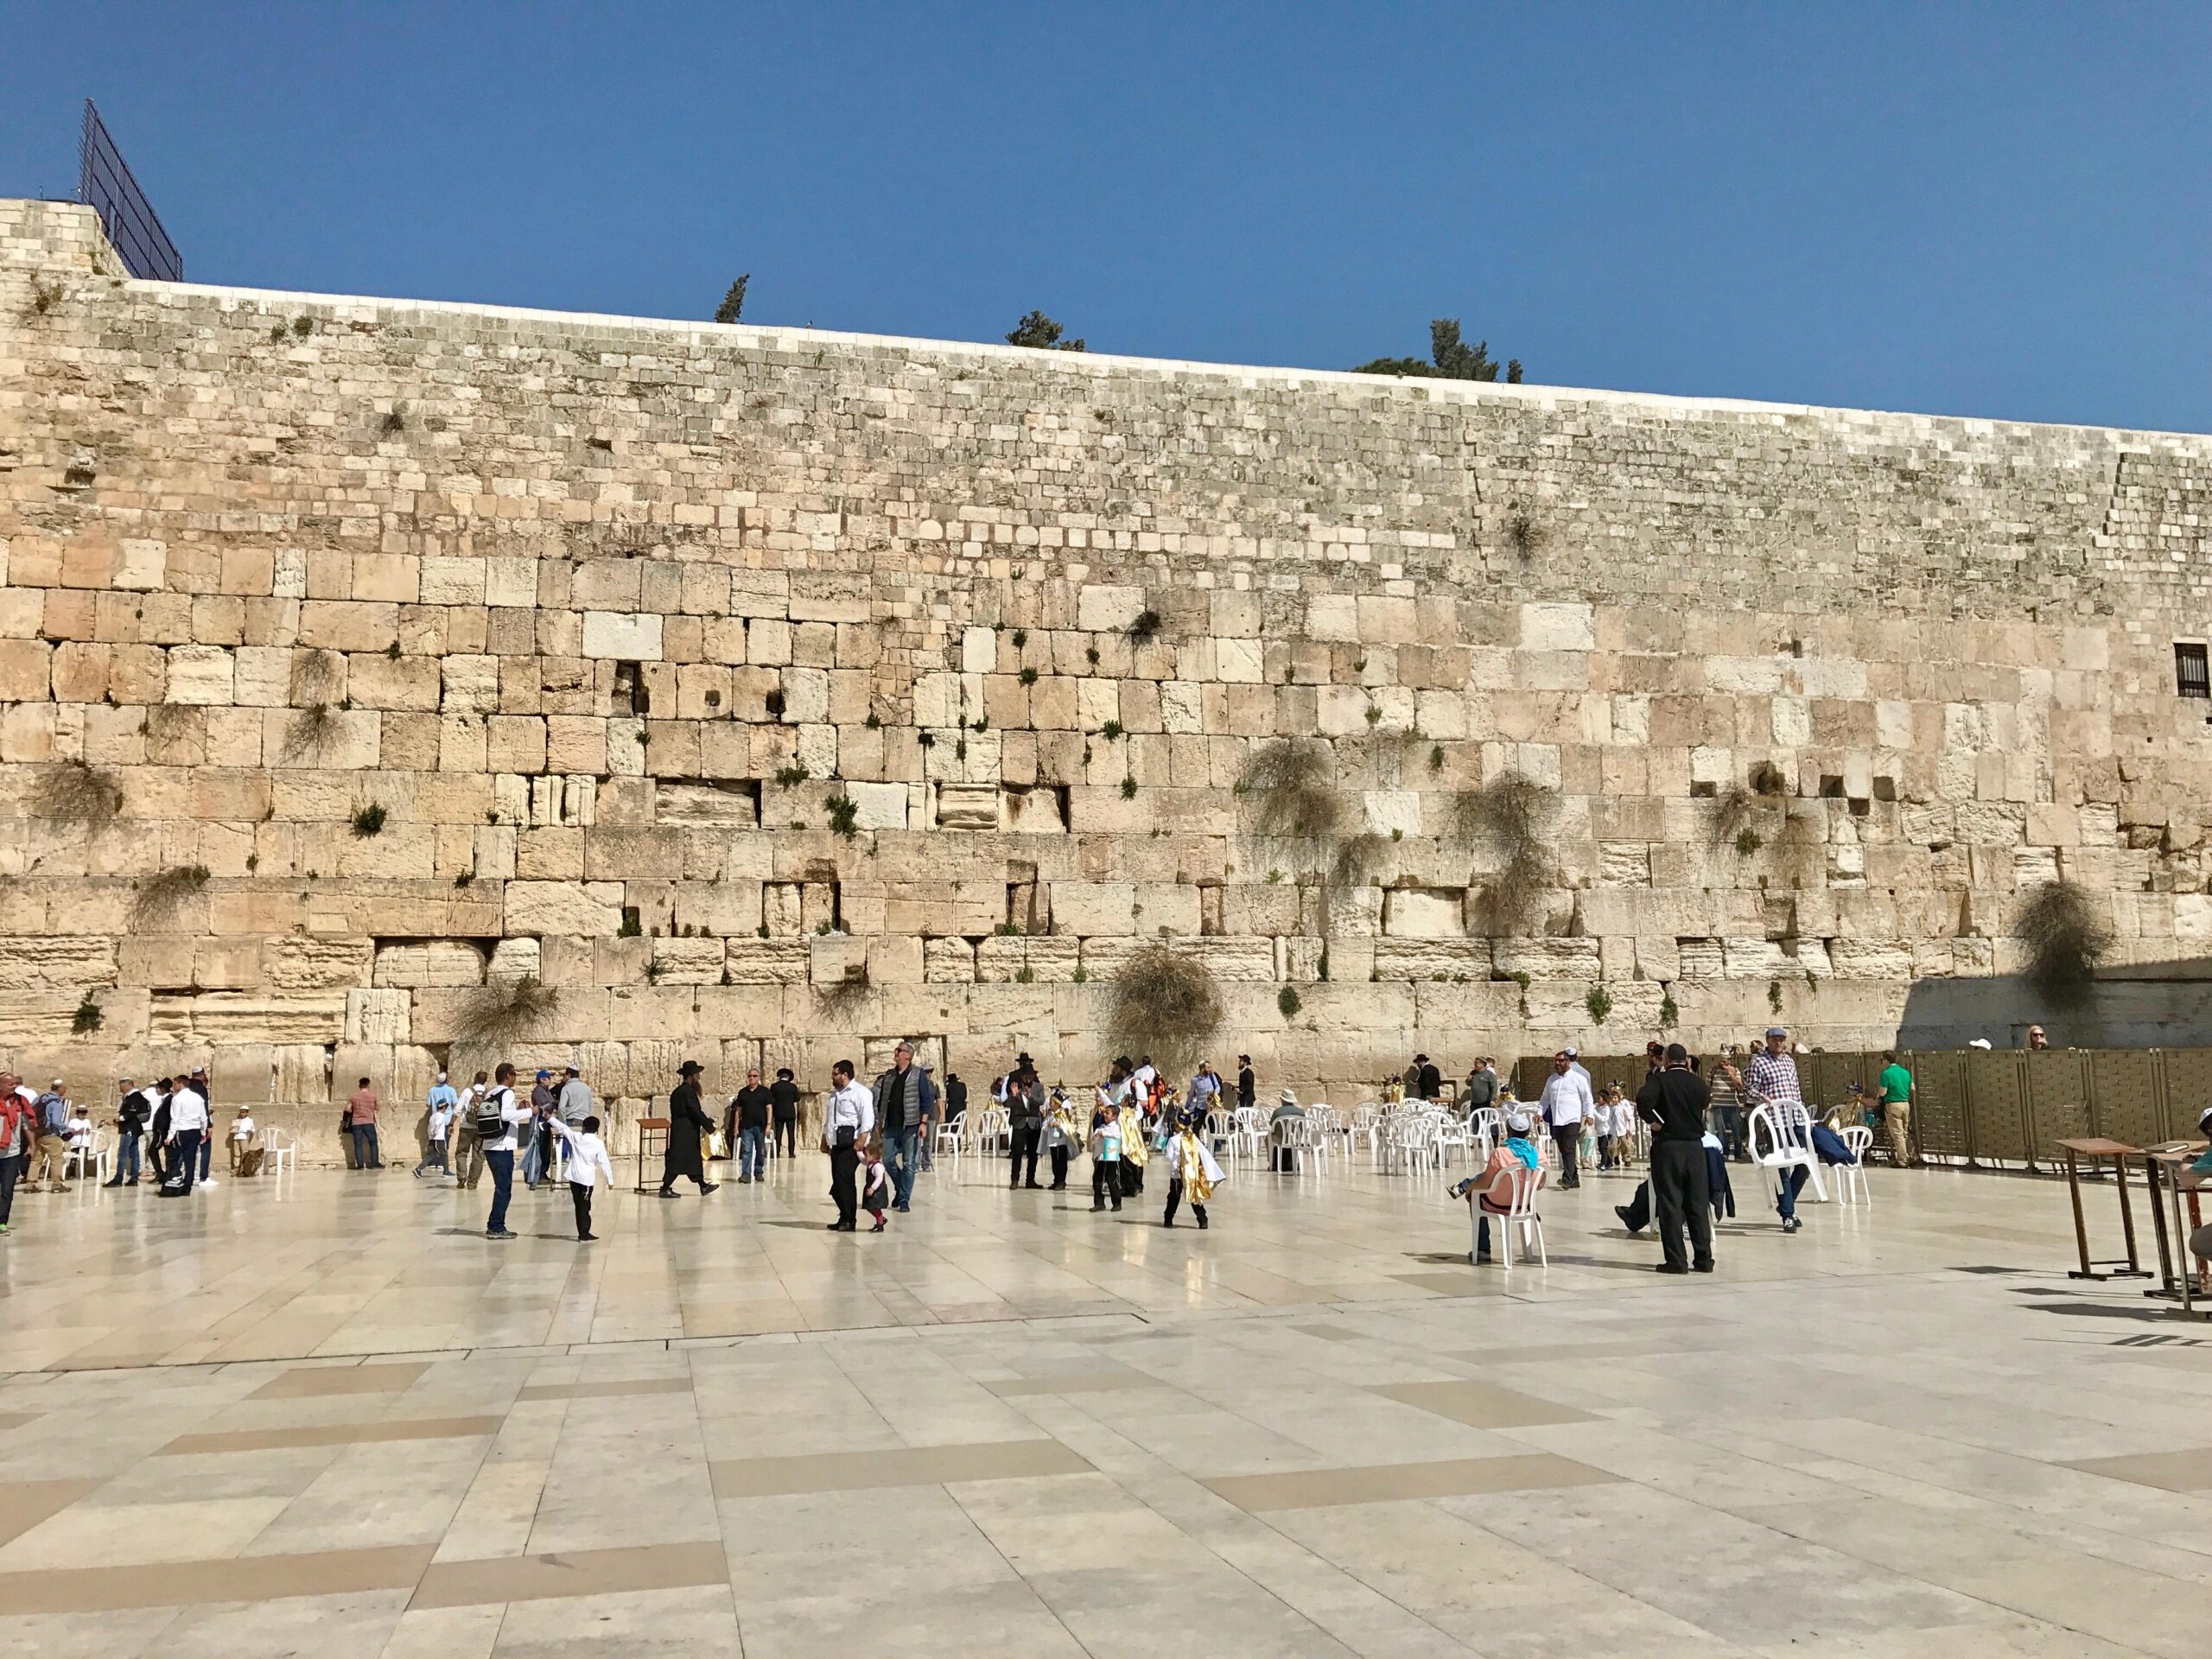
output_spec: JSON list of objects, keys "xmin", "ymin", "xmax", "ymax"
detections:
[{"xmin": 0, "ymin": 1076, "xmax": 29, "ymax": 1233}]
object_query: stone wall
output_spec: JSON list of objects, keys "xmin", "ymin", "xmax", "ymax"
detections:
[{"xmin": 6, "ymin": 197, "xmax": 2212, "ymax": 1157}]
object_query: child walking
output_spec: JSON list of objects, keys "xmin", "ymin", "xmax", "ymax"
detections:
[
  {"xmin": 861, "ymin": 1147, "xmax": 893, "ymax": 1231},
  {"xmin": 1090, "ymin": 1101, "xmax": 1124, "ymax": 1211},
  {"xmin": 546, "ymin": 1113, "xmax": 616, "ymax": 1241},
  {"xmin": 1162, "ymin": 1109, "xmax": 1223, "ymax": 1229}
]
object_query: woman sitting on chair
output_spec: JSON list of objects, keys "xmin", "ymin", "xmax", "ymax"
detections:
[{"xmin": 1452, "ymin": 1109, "xmax": 1541, "ymax": 1264}]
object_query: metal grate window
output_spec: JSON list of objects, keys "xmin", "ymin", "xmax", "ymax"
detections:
[{"xmin": 2177, "ymin": 642, "xmax": 2210, "ymax": 699}]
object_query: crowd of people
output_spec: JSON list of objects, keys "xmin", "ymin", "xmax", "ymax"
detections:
[{"xmin": 12, "ymin": 1027, "xmax": 2210, "ymax": 1290}]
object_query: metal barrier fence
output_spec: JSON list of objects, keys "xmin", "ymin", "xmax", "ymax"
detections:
[
  {"xmin": 78, "ymin": 100, "xmax": 182, "ymax": 282},
  {"xmin": 1505, "ymin": 1047, "xmax": 2211, "ymax": 1172}
]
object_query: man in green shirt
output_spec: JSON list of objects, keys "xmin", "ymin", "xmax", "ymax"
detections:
[{"xmin": 1877, "ymin": 1052, "xmax": 1914, "ymax": 1167}]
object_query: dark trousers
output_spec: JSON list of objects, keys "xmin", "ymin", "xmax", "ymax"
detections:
[
  {"xmin": 0, "ymin": 1154, "xmax": 18, "ymax": 1224},
  {"xmin": 1121, "ymin": 1153, "xmax": 1143, "ymax": 1196},
  {"xmin": 415, "ymin": 1141, "xmax": 449, "ymax": 1176},
  {"xmin": 1552, "ymin": 1123, "xmax": 1580, "ymax": 1186},
  {"xmin": 171, "ymin": 1128, "xmax": 203, "ymax": 1188},
  {"xmin": 1650, "ymin": 1140, "xmax": 1713, "ymax": 1271},
  {"xmin": 569, "ymin": 1182, "xmax": 594, "ymax": 1238},
  {"xmin": 1775, "ymin": 1161, "xmax": 1811, "ymax": 1221},
  {"xmin": 830, "ymin": 1143, "xmax": 860, "ymax": 1227},
  {"xmin": 1049, "ymin": 1146, "xmax": 1069, "ymax": 1186},
  {"xmin": 1163, "ymin": 1176, "xmax": 1206, "ymax": 1228},
  {"xmin": 774, "ymin": 1116, "xmax": 798, "ymax": 1157},
  {"xmin": 485, "ymin": 1148, "xmax": 515, "ymax": 1232},
  {"xmin": 1007, "ymin": 1123, "xmax": 1040, "ymax": 1186},
  {"xmin": 1092, "ymin": 1160, "xmax": 1122, "ymax": 1209},
  {"xmin": 349, "ymin": 1123, "xmax": 382, "ymax": 1168},
  {"xmin": 148, "ymin": 1137, "xmax": 168, "ymax": 1184}
]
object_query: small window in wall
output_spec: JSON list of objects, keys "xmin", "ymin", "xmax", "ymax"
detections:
[
  {"xmin": 2176, "ymin": 642, "xmax": 2209, "ymax": 699},
  {"xmin": 613, "ymin": 661, "xmax": 650, "ymax": 715}
]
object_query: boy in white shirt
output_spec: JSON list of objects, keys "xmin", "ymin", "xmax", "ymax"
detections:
[
  {"xmin": 546, "ymin": 1112, "xmax": 615, "ymax": 1241},
  {"xmin": 227, "ymin": 1109, "xmax": 257, "ymax": 1174},
  {"xmin": 64, "ymin": 1108, "xmax": 92, "ymax": 1181}
]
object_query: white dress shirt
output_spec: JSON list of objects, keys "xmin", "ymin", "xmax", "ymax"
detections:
[
  {"xmin": 825, "ymin": 1080, "xmax": 874, "ymax": 1143},
  {"xmin": 167, "ymin": 1085, "xmax": 210, "ymax": 1135},
  {"xmin": 1536, "ymin": 1069, "xmax": 1593, "ymax": 1128},
  {"xmin": 548, "ymin": 1118, "xmax": 615, "ymax": 1189}
]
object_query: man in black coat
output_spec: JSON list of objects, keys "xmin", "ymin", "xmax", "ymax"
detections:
[
  {"xmin": 769, "ymin": 1067, "xmax": 802, "ymax": 1160},
  {"xmin": 1236, "ymin": 1055, "xmax": 1255, "ymax": 1113},
  {"xmin": 105, "ymin": 1077, "xmax": 150, "ymax": 1187},
  {"xmin": 658, "ymin": 1059, "xmax": 720, "ymax": 1198},
  {"xmin": 1636, "ymin": 1043, "xmax": 1714, "ymax": 1275}
]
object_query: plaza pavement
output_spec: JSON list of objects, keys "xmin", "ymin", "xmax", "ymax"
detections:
[{"xmin": 0, "ymin": 1143, "xmax": 2207, "ymax": 1656}]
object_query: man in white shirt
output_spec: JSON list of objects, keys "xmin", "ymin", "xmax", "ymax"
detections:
[
  {"xmin": 165, "ymin": 1075, "xmax": 212, "ymax": 1192},
  {"xmin": 821, "ymin": 1058, "xmax": 875, "ymax": 1232},
  {"xmin": 1536, "ymin": 1049, "xmax": 1594, "ymax": 1190},
  {"xmin": 477, "ymin": 1063, "xmax": 531, "ymax": 1240}
]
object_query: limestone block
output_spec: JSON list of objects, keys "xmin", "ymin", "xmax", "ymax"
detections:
[
  {"xmin": 264, "ymin": 936, "xmax": 373, "ymax": 991},
  {"xmin": 1381, "ymin": 887, "xmax": 1465, "ymax": 938},
  {"xmin": 1491, "ymin": 938, "xmax": 1601, "ymax": 982},
  {"xmin": 1827, "ymin": 938, "xmax": 1916, "ymax": 979},
  {"xmin": 723, "ymin": 939, "xmax": 810, "ymax": 984},
  {"xmin": 809, "ymin": 934, "xmax": 867, "ymax": 988},
  {"xmin": 346, "ymin": 988, "xmax": 412, "ymax": 1044},
  {"xmin": 1520, "ymin": 602, "xmax": 1593, "ymax": 652},
  {"xmin": 923, "ymin": 936, "xmax": 976, "ymax": 982},
  {"xmin": 1372, "ymin": 938, "xmax": 1491, "ymax": 982},
  {"xmin": 484, "ymin": 558, "xmax": 539, "ymax": 608},
  {"xmin": 505, "ymin": 880, "xmax": 626, "ymax": 936},
  {"xmin": 1050, "ymin": 882, "xmax": 1135, "ymax": 936},
  {"xmin": 163, "ymin": 645, "xmax": 235, "ymax": 703},
  {"xmin": 1077, "ymin": 584, "xmax": 1146, "ymax": 632},
  {"xmin": 845, "ymin": 781, "xmax": 909, "ymax": 831},
  {"xmin": 0, "ymin": 639, "xmax": 56, "ymax": 700},
  {"xmin": 372, "ymin": 939, "xmax": 488, "ymax": 988},
  {"xmin": 1160, "ymin": 682, "xmax": 1204, "ymax": 734},
  {"xmin": 488, "ymin": 938, "xmax": 543, "ymax": 980},
  {"xmin": 652, "ymin": 937, "xmax": 725, "ymax": 985},
  {"xmin": 0, "ymin": 938, "xmax": 116, "ymax": 991},
  {"xmin": 962, "ymin": 626, "xmax": 997, "ymax": 674},
  {"xmin": 781, "ymin": 666, "xmax": 830, "ymax": 724},
  {"xmin": 1132, "ymin": 883, "xmax": 1201, "ymax": 937},
  {"xmin": 1363, "ymin": 791, "xmax": 1422, "ymax": 839},
  {"xmin": 582, "ymin": 611, "xmax": 664, "ymax": 661}
]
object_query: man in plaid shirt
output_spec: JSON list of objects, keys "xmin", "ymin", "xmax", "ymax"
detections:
[{"xmin": 1745, "ymin": 1026, "xmax": 1812, "ymax": 1232}]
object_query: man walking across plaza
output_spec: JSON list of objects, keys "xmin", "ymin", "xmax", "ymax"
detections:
[
  {"xmin": 658, "ymin": 1060, "xmax": 719, "ymax": 1198},
  {"xmin": 872, "ymin": 1040, "xmax": 938, "ymax": 1212},
  {"xmin": 728, "ymin": 1065, "xmax": 772, "ymax": 1182},
  {"xmin": 1637, "ymin": 1043, "xmax": 1714, "ymax": 1274},
  {"xmin": 1537, "ymin": 1049, "xmax": 1594, "ymax": 1189},
  {"xmin": 1745, "ymin": 1025, "xmax": 1812, "ymax": 1233},
  {"xmin": 25, "ymin": 1079, "xmax": 71, "ymax": 1194},
  {"xmin": 822, "ymin": 1058, "xmax": 874, "ymax": 1231},
  {"xmin": 1877, "ymin": 1051, "xmax": 1915, "ymax": 1166}
]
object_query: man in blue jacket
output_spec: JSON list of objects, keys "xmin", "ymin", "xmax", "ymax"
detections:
[{"xmin": 872, "ymin": 1040, "xmax": 938, "ymax": 1213}]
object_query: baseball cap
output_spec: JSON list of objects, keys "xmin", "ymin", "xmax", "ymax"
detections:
[{"xmin": 1765, "ymin": 1027, "xmax": 1788, "ymax": 1039}]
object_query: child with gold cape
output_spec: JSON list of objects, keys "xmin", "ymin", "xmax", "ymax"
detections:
[{"xmin": 1162, "ymin": 1108, "xmax": 1224, "ymax": 1230}]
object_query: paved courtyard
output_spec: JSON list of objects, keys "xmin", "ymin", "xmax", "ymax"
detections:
[{"xmin": 0, "ymin": 1147, "xmax": 2207, "ymax": 1657}]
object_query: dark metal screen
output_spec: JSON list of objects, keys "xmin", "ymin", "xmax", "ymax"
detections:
[{"xmin": 77, "ymin": 100, "xmax": 181, "ymax": 282}]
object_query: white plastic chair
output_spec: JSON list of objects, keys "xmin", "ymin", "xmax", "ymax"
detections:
[
  {"xmin": 933, "ymin": 1117, "xmax": 963, "ymax": 1172},
  {"xmin": 1747, "ymin": 1104, "xmax": 1821, "ymax": 1209},
  {"xmin": 264, "ymin": 1128, "xmax": 296, "ymax": 1178},
  {"xmin": 971, "ymin": 1108, "xmax": 1008, "ymax": 1156},
  {"xmin": 1232, "ymin": 1108, "xmax": 1265, "ymax": 1166},
  {"xmin": 1471, "ymin": 1165, "xmax": 1548, "ymax": 1269},
  {"xmin": 1435, "ymin": 1114, "xmax": 1473, "ymax": 1169},
  {"xmin": 67, "ymin": 1127, "xmax": 109, "ymax": 1185},
  {"xmin": 1834, "ymin": 1125, "xmax": 1872, "ymax": 1204}
]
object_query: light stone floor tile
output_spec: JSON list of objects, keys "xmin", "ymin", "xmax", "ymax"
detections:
[{"xmin": 0, "ymin": 1160, "xmax": 2202, "ymax": 1656}]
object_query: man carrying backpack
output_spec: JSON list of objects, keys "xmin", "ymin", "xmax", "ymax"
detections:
[
  {"xmin": 25, "ymin": 1080, "xmax": 73, "ymax": 1193},
  {"xmin": 475, "ymin": 1063, "xmax": 530, "ymax": 1239}
]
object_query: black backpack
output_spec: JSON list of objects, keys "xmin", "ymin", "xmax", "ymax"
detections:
[{"xmin": 474, "ymin": 1086, "xmax": 513, "ymax": 1140}]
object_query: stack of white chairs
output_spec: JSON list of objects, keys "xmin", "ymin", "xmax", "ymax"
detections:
[
  {"xmin": 970, "ymin": 1107, "xmax": 1009, "ymax": 1157},
  {"xmin": 1232, "ymin": 1106, "xmax": 1267, "ymax": 1165}
]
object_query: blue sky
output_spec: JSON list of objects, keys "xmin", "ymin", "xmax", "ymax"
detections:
[{"xmin": 3, "ymin": 2, "xmax": 2206, "ymax": 431}]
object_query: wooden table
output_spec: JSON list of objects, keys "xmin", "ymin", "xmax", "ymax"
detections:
[
  {"xmin": 2056, "ymin": 1136, "xmax": 2152, "ymax": 1281},
  {"xmin": 632, "ymin": 1116, "xmax": 669, "ymax": 1193},
  {"xmin": 2140, "ymin": 1145, "xmax": 2212, "ymax": 1319}
]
